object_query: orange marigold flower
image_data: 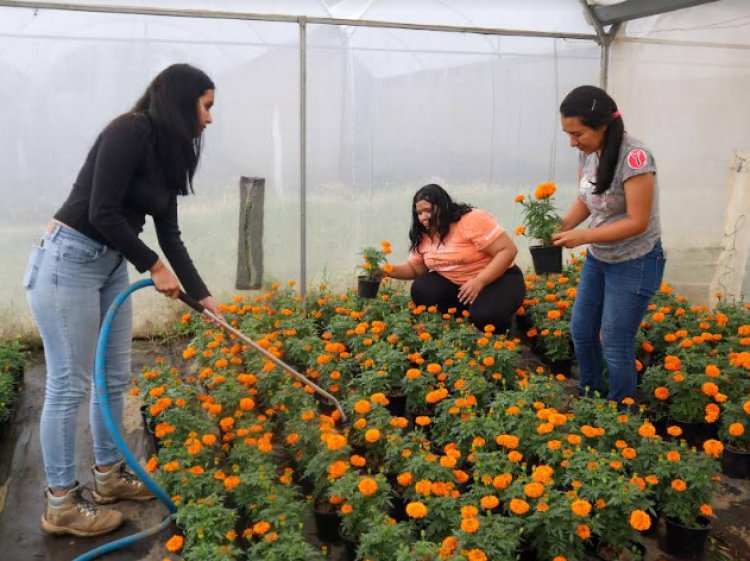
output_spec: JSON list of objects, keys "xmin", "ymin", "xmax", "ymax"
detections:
[
  {"xmin": 666, "ymin": 451, "xmax": 681, "ymax": 462},
  {"xmin": 358, "ymin": 477, "xmax": 378, "ymax": 496},
  {"xmin": 467, "ymin": 550, "xmax": 487, "ymax": 561},
  {"xmin": 480, "ymin": 495, "xmax": 499, "ymax": 509},
  {"xmin": 253, "ymin": 521, "xmax": 271, "ymax": 535},
  {"xmin": 405, "ymin": 501, "xmax": 428, "ymax": 518},
  {"xmin": 576, "ymin": 524, "xmax": 591, "ymax": 539},
  {"xmin": 534, "ymin": 181, "xmax": 556, "ymax": 200},
  {"xmin": 729, "ymin": 423, "xmax": 745, "ymax": 437},
  {"xmin": 571, "ymin": 499, "xmax": 592, "ymax": 517},
  {"xmin": 461, "ymin": 517, "xmax": 480, "ymax": 533},
  {"xmin": 397, "ymin": 472, "xmax": 413, "ymax": 486},
  {"xmin": 524, "ymin": 482, "xmax": 545, "ymax": 498},
  {"xmin": 493, "ymin": 473, "xmax": 513, "ymax": 489},
  {"xmin": 629, "ymin": 510, "xmax": 651, "ymax": 531},
  {"xmin": 703, "ymin": 439, "xmax": 724, "ymax": 458},
  {"xmin": 165, "ymin": 535, "xmax": 184, "ymax": 552},
  {"xmin": 671, "ymin": 479, "xmax": 687, "ymax": 492},
  {"xmin": 509, "ymin": 498, "xmax": 530, "ymax": 515}
]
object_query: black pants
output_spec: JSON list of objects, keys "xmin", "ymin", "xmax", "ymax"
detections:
[{"xmin": 410, "ymin": 266, "xmax": 526, "ymax": 333}]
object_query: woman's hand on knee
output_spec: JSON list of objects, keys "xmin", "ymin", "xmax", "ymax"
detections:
[{"xmin": 458, "ymin": 278, "xmax": 486, "ymax": 306}]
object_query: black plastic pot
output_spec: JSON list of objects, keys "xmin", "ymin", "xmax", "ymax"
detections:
[
  {"xmin": 357, "ymin": 276, "xmax": 381, "ymax": 299},
  {"xmin": 516, "ymin": 541, "xmax": 538, "ymax": 561},
  {"xmin": 341, "ymin": 533, "xmax": 360, "ymax": 561},
  {"xmin": 722, "ymin": 445, "xmax": 750, "ymax": 479},
  {"xmin": 385, "ymin": 393, "xmax": 407, "ymax": 417},
  {"xmin": 547, "ymin": 358, "xmax": 573, "ymax": 377},
  {"xmin": 389, "ymin": 494, "xmax": 409, "ymax": 522},
  {"xmin": 529, "ymin": 245, "xmax": 562, "ymax": 275},
  {"xmin": 313, "ymin": 506, "xmax": 341, "ymax": 542},
  {"xmin": 298, "ymin": 475, "xmax": 315, "ymax": 496},
  {"xmin": 669, "ymin": 419, "xmax": 718, "ymax": 448},
  {"xmin": 664, "ymin": 516, "xmax": 710, "ymax": 558},
  {"xmin": 594, "ymin": 541, "xmax": 647, "ymax": 561}
]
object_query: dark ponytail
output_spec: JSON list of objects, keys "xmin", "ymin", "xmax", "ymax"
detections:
[
  {"xmin": 132, "ymin": 63, "xmax": 215, "ymax": 196},
  {"xmin": 560, "ymin": 85, "xmax": 624, "ymax": 195}
]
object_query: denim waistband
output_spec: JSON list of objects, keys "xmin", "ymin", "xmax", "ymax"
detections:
[{"xmin": 44, "ymin": 222, "xmax": 107, "ymax": 252}]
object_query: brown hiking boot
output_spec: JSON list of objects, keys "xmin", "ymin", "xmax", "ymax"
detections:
[
  {"xmin": 90, "ymin": 460, "xmax": 155, "ymax": 504},
  {"xmin": 40, "ymin": 484, "xmax": 124, "ymax": 537}
]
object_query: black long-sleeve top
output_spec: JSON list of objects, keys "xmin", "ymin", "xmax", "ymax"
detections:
[{"xmin": 54, "ymin": 112, "xmax": 210, "ymax": 300}]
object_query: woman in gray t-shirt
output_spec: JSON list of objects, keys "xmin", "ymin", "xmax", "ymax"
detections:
[{"xmin": 551, "ymin": 85, "xmax": 665, "ymax": 406}]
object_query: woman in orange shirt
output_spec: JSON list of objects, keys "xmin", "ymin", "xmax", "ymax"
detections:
[{"xmin": 386, "ymin": 184, "xmax": 525, "ymax": 332}]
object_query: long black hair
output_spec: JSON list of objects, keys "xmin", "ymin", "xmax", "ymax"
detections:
[
  {"xmin": 132, "ymin": 63, "xmax": 215, "ymax": 195},
  {"xmin": 560, "ymin": 85, "xmax": 624, "ymax": 195},
  {"xmin": 409, "ymin": 184, "xmax": 473, "ymax": 252}
]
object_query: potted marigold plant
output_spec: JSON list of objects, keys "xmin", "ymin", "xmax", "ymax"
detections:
[
  {"xmin": 652, "ymin": 441, "xmax": 721, "ymax": 558},
  {"xmin": 358, "ymin": 241, "xmax": 393, "ymax": 298},
  {"xmin": 328, "ymin": 472, "xmax": 392, "ymax": 559},
  {"xmin": 719, "ymin": 399, "xmax": 750, "ymax": 479},
  {"xmin": 640, "ymin": 353, "xmax": 721, "ymax": 447},
  {"xmin": 515, "ymin": 182, "xmax": 562, "ymax": 274}
]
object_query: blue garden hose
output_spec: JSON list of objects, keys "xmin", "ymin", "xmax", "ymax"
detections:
[{"xmin": 73, "ymin": 279, "xmax": 176, "ymax": 561}]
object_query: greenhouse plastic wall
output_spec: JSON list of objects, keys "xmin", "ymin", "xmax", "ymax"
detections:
[
  {"xmin": 609, "ymin": 0, "xmax": 750, "ymax": 303},
  {"xmin": 0, "ymin": 4, "xmax": 601, "ymax": 339},
  {"xmin": 0, "ymin": 8, "xmax": 302, "ymax": 337}
]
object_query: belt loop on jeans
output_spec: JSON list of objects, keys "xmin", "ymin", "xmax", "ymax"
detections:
[{"xmin": 46, "ymin": 221, "xmax": 63, "ymax": 242}]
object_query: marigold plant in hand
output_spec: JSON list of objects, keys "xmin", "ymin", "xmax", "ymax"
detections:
[
  {"xmin": 515, "ymin": 182, "xmax": 562, "ymax": 247},
  {"xmin": 359, "ymin": 241, "xmax": 392, "ymax": 281}
]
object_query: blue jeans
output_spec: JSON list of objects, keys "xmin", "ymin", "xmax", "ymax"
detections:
[
  {"xmin": 24, "ymin": 223, "xmax": 132, "ymax": 489},
  {"xmin": 570, "ymin": 241, "xmax": 665, "ymax": 404}
]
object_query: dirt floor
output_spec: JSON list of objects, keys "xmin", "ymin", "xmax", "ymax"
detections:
[{"xmin": 0, "ymin": 339, "xmax": 748, "ymax": 561}]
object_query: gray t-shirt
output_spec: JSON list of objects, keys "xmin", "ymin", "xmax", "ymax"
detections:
[{"xmin": 579, "ymin": 134, "xmax": 661, "ymax": 263}]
